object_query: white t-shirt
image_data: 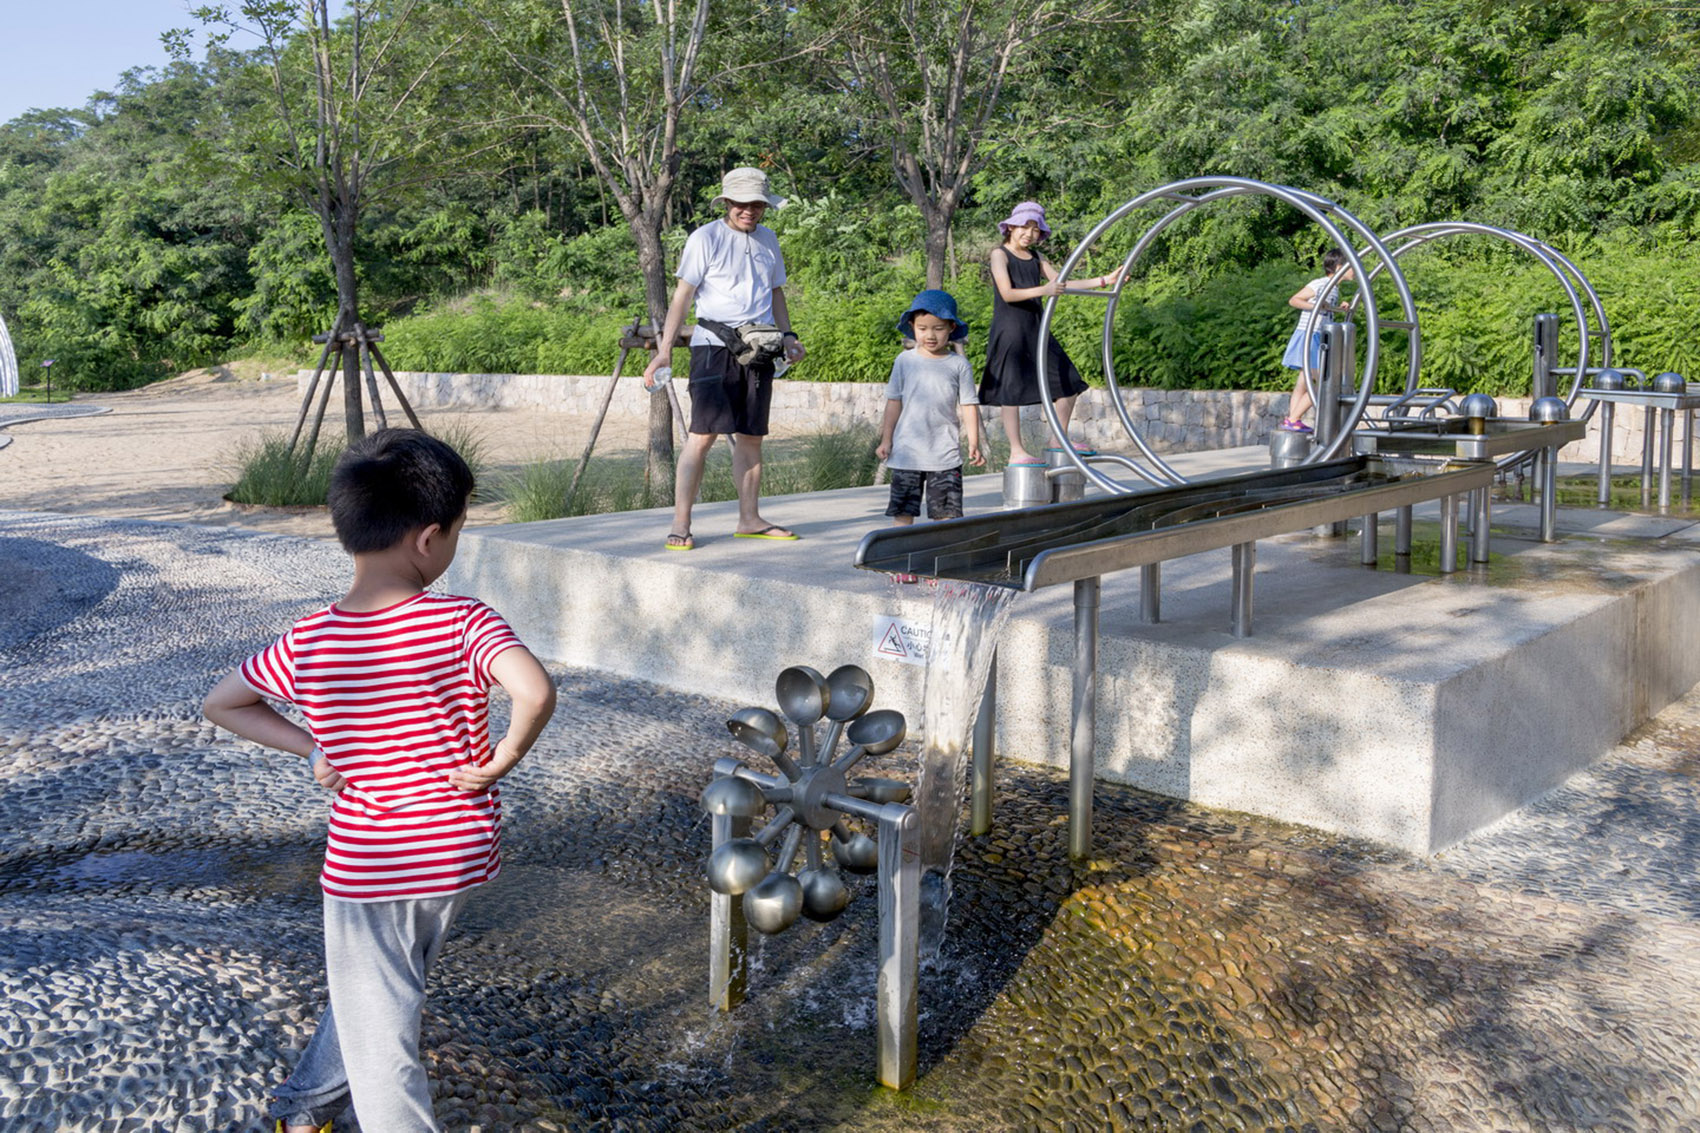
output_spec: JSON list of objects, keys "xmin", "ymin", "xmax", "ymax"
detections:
[
  {"xmin": 884, "ymin": 349, "xmax": 979, "ymax": 472},
  {"xmin": 676, "ymin": 220, "xmax": 788, "ymax": 348}
]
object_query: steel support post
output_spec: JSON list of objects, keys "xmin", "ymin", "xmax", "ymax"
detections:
[
  {"xmin": 1230, "ymin": 542, "xmax": 1256, "ymax": 637},
  {"xmin": 1470, "ymin": 487, "xmax": 1492, "ymax": 563},
  {"xmin": 1642, "ymin": 406, "xmax": 1656, "ymax": 509},
  {"xmin": 1395, "ymin": 506, "xmax": 1413, "ymax": 555},
  {"xmin": 1068, "ymin": 577, "xmax": 1101, "ymax": 860},
  {"xmin": 1360, "ymin": 513, "xmax": 1379, "ymax": 566},
  {"xmin": 1439, "ymin": 494, "xmax": 1460, "ymax": 573},
  {"xmin": 1659, "ymin": 407, "xmax": 1676, "ymax": 512},
  {"xmin": 709, "ymin": 755, "xmax": 751, "ymax": 1013},
  {"xmin": 970, "ymin": 651, "xmax": 997, "ymax": 837},
  {"xmin": 875, "ymin": 802, "xmax": 919, "ymax": 1090},
  {"xmin": 1139, "ymin": 563, "xmax": 1161, "ymax": 624},
  {"xmin": 1540, "ymin": 448, "xmax": 1559, "ymax": 542},
  {"xmin": 1685, "ymin": 408, "xmax": 1694, "ymax": 509},
  {"xmin": 1597, "ymin": 402, "xmax": 1616, "ymax": 507},
  {"xmin": 1316, "ymin": 322, "xmax": 1353, "ymax": 537}
]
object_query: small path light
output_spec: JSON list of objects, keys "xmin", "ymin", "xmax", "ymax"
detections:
[{"xmin": 40, "ymin": 359, "xmax": 54, "ymax": 404}]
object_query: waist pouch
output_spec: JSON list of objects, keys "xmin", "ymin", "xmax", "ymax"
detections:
[{"xmin": 697, "ymin": 318, "xmax": 787, "ymax": 367}]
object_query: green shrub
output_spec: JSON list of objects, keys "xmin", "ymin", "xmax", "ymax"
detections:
[
  {"xmin": 426, "ymin": 420, "xmax": 490, "ymax": 498},
  {"xmin": 381, "ymin": 294, "xmax": 632, "ymax": 376},
  {"xmin": 492, "ymin": 427, "xmax": 885, "ymax": 523},
  {"xmin": 1103, "ymin": 233, "xmax": 1700, "ymax": 396},
  {"xmin": 225, "ymin": 422, "xmax": 490, "ymax": 509},
  {"xmin": 756, "ymin": 426, "xmax": 883, "ymax": 497},
  {"xmin": 225, "ymin": 432, "xmax": 340, "ymax": 507},
  {"xmin": 370, "ymin": 231, "xmax": 1700, "ymax": 397}
]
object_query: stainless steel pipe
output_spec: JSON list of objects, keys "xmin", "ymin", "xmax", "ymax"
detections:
[{"xmin": 1068, "ymin": 578, "xmax": 1100, "ymax": 860}]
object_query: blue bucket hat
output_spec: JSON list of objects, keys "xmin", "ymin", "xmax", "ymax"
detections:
[{"xmin": 896, "ymin": 289, "xmax": 969, "ymax": 342}]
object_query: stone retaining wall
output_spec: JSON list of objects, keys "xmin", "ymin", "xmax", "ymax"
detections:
[{"xmin": 302, "ymin": 370, "xmax": 1674, "ymax": 463}]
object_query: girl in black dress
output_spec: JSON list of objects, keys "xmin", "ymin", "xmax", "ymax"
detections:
[{"xmin": 980, "ymin": 201, "xmax": 1120, "ymax": 465}]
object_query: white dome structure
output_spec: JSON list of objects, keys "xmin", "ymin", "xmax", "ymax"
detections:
[{"xmin": 0, "ymin": 311, "xmax": 16, "ymax": 398}]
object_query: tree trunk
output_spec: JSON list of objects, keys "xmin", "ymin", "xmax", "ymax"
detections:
[
  {"xmin": 327, "ymin": 211, "xmax": 365, "ymax": 443},
  {"xmin": 920, "ymin": 198, "xmax": 954, "ymax": 290},
  {"xmin": 631, "ymin": 217, "xmax": 676, "ymax": 499}
]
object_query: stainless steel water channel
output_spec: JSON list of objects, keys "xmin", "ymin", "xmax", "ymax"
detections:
[{"xmin": 854, "ymin": 455, "xmax": 1501, "ymax": 858}]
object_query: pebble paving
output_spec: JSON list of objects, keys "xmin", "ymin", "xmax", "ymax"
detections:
[{"xmin": 3, "ymin": 509, "xmax": 1700, "ymax": 1131}]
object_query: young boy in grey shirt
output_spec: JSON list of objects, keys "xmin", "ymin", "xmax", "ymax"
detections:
[{"xmin": 876, "ymin": 290, "xmax": 986, "ymax": 556}]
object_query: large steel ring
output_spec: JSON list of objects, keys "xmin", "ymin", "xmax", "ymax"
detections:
[{"xmin": 1035, "ymin": 177, "xmax": 1418, "ymax": 492}]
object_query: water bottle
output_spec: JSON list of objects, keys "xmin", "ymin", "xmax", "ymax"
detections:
[{"xmin": 644, "ymin": 365, "xmax": 672, "ymax": 393}]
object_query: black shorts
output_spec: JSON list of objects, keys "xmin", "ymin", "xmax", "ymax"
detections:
[
  {"xmin": 886, "ymin": 467, "xmax": 964, "ymax": 520},
  {"xmin": 688, "ymin": 346, "xmax": 774, "ymax": 436}
]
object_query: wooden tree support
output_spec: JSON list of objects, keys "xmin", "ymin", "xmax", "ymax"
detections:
[
  {"xmin": 565, "ymin": 316, "xmax": 693, "ymax": 509},
  {"xmin": 288, "ymin": 321, "xmax": 423, "ymax": 459}
]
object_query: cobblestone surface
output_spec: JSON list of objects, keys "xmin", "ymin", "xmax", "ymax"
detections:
[{"xmin": 3, "ymin": 509, "xmax": 1699, "ymax": 1131}]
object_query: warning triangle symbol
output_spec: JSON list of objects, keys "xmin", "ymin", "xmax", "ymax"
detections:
[{"xmin": 878, "ymin": 623, "xmax": 908, "ymax": 657}]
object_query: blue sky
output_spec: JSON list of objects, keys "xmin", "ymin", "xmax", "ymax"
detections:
[
  {"xmin": 0, "ymin": 2, "xmax": 201, "ymax": 124},
  {"xmin": 0, "ymin": 1, "xmax": 347, "ymax": 126}
]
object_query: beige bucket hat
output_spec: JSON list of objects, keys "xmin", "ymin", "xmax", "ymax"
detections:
[{"xmin": 712, "ymin": 166, "xmax": 787, "ymax": 209}]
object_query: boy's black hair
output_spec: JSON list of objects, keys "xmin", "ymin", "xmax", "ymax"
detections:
[
  {"xmin": 328, "ymin": 428, "xmax": 474, "ymax": 554},
  {"xmin": 1321, "ymin": 249, "xmax": 1348, "ymax": 274}
]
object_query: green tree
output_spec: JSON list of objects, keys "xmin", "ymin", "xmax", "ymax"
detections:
[
  {"xmin": 177, "ymin": 0, "xmax": 493, "ymax": 441},
  {"xmin": 807, "ymin": 0, "xmax": 1139, "ymax": 288}
]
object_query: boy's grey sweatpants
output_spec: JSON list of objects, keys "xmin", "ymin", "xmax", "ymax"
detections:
[{"xmin": 269, "ymin": 891, "xmax": 470, "ymax": 1132}]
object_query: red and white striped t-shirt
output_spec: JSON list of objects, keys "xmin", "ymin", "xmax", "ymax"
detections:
[{"xmin": 241, "ymin": 591, "xmax": 524, "ymax": 902}]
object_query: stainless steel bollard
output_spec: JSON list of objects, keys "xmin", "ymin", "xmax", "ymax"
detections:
[
  {"xmin": 1002, "ymin": 462, "xmax": 1050, "ymax": 509},
  {"xmin": 1230, "ymin": 541, "xmax": 1256, "ymax": 636},
  {"xmin": 1269, "ymin": 428, "xmax": 1312, "ymax": 469}
]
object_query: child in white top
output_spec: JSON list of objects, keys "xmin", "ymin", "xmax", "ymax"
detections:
[
  {"xmin": 1279, "ymin": 249, "xmax": 1356, "ymax": 434},
  {"xmin": 876, "ymin": 290, "xmax": 985, "ymax": 581}
]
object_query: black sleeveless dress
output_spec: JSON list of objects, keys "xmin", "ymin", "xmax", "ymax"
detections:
[{"xmin": 979, "ymin": 247, "xmax": 1087, "ymax": 407}]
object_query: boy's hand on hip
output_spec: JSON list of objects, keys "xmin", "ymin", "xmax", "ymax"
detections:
[
  {"xmin": 450, "ymin": 737, "xmax": 528, "ymax": 793},
  {"xmin": 311, "ymin": 751, "xmax": 346, "ymax": 793}
]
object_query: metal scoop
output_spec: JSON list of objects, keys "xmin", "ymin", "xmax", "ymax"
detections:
[
  {"xmin": 831, "ymin": 709, "xmax": 907, "ymax": 774},
  {"xmin": 819, "ymin": 665, "xmax": 875, "ymax": 762},
  {"xmin": 726, "ymin": 706, "xmax": 800, "ymax": 779},
  {"xmin": 776, "ymin": 665, "xmax": 830, "ymax": 764}
]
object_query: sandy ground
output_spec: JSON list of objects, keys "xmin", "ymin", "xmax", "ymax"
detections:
[{"xmin": 0, "ymin": 368, "xmax": 675, "ymax": 538}]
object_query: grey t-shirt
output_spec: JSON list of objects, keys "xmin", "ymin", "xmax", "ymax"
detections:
[{"xmin": 884, "ymin": 349, "xmax": 979, "ymax": 472}]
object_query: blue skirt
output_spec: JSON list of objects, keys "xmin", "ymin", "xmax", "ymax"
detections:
[{"xmin": 1282, "ymin": 322, "xmax": 1321, "ymax": 370}]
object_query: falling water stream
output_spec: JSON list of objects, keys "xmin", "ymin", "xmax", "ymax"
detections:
[{"xmin": 911, "ymin": 579, "xmax": 1020, "ymax": 958}]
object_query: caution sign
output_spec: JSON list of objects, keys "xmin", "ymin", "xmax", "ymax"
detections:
[{"xmin": 871, "ymin": 615, "xmax": 931, "ymax": 667}]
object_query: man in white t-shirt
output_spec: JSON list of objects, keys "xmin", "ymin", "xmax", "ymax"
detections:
[{"xmin": 643, "ymin": 167, "xmax": 808, "ymax": 550}]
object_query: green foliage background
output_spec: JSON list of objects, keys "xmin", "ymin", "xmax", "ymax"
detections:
[{"xmin": 2, "ymin": 0, "xmax": 1698, "ymax": 396}]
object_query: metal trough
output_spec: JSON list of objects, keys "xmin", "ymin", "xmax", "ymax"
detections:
[
  {"xmin": 854, "ymin": 455, "xmax": 1498, "ymax": 858},
  {"xmin": 1351, "ymin": 418, "xmax": 1587, "ymax": 541}
]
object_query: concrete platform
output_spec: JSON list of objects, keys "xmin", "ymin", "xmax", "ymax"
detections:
[{"xmin": 446, "ymin": 448, "xmax": 1700, "ymax": 854}]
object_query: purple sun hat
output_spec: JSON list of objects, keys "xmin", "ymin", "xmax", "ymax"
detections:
[{"xmin": 997, "ymin": 200, "xmax": 1051, "ymax": 238}]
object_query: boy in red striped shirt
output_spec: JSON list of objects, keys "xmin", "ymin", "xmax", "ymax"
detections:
[{"xmin": 204, "ymin": 428, "xmax": 557, "ymax": 1133}]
